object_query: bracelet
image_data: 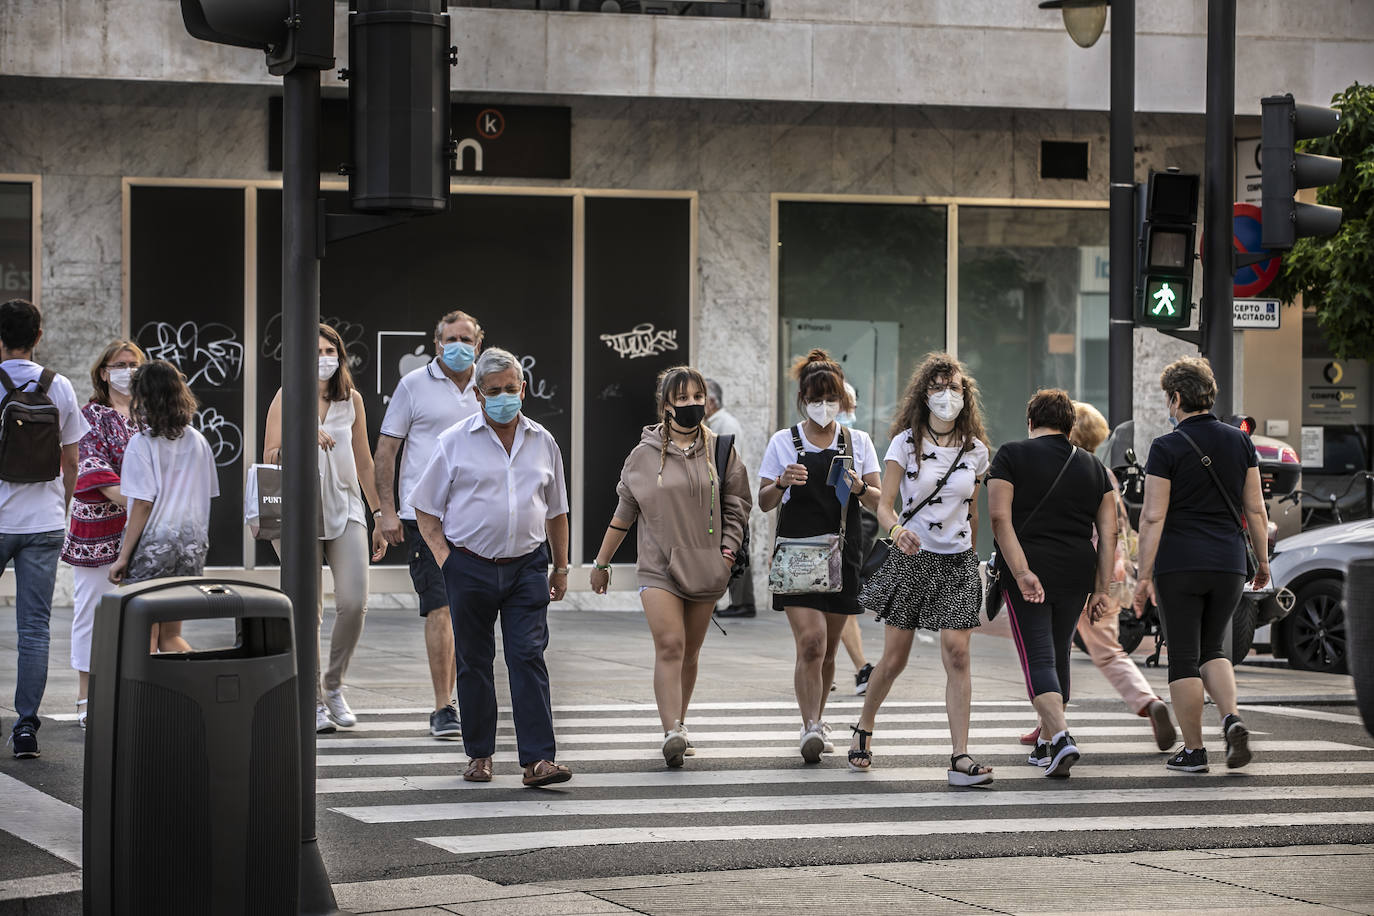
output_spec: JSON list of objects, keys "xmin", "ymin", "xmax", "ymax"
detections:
[
  {"xmin": 775, "ymin": 480, "xmax": 790, "ymax": 491},
  {"xmin": 889, "ymin": 524, "xmax": 904, "ymax": 540},
  {"xmin": 593, "ymin": 562, "xmax": 611, "ymax": 570},
  {"xmin": 373, "ymin": 509, "xmax": 383, "ymax": 519}
]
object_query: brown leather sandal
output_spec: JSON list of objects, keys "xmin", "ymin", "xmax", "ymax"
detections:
[
  {"xmin": 522, "ymin": 759, "xmax": 572, "ymax": 787},
  {"xmin": 463, "ymin": 756, "xmax": 493, "ymax": 782}
]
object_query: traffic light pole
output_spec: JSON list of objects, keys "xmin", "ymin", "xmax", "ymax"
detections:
[
  {"xmin": 1107, "ymin": 0, "xmax": 1135, "ymax": 429},
  {"xmin": 281, "ymin": 66, "xmax": 343, "ymax": 916},
  {"xmin": 1201, "ymin": 0, "xmax": 1236, "ymax": 416}
]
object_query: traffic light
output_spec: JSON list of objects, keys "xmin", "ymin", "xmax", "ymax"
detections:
[
  {"xmin": 180, "ymin": 0, "xmax": 334, "ymax": 74},
  {"xmin": 1260, "ymin": 94, "xmax": 1343, "ymax": 251},
  {"xmin": 1136, "ymin": 170, "xmax": 1199, "ymax": 330}
]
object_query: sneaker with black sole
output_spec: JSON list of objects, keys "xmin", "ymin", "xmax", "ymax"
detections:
[
  {"xmin": 1165, "ymin": 747, "xmax": 1209, "ymax": 772},
  {"xmin": 1027, "ymin": 741, "xmax": 1051, "ymax": 766},
  {"xmin": 429, "ymin": 704, "xmax": 462, "ymax": 740},
  {"xmin": 1146, "ymin": 699, "xmax": 1176, "ymax": 751},
  {"xmin": 9, "ymin": 726, "xmax": 39, "ymax": 759},
  {"xmin": 1043, "ymin": 732, "xmax": 1080, "ymax": 777},
  {"xmin": 854, "ymin": 663, "xmax": 874, "ymax": 696},
  {"xmin": 1223, "ymin": 716, "xmax": 1251, "ymax": 769},
  {"xmin": 715, "ymin": 604, "xmax": 756, "ymax": 618}
]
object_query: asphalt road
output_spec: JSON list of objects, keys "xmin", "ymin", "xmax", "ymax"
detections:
[{"xmin": 2, "ymin": 602, "xmax": 1371, "ymax": 899}]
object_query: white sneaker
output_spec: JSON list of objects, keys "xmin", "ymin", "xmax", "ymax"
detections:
[
  {"xmin": 323, "ymin": 688, "xmax": 356, "ymax": 728},
  {"xmin": 662, "ymin": 723, "xmax": 688, "ymax": 768},
  {"xmin": 76, "ymin": 699, "xmax": 88, "ymax": 730},
  {"xmin": 799, "ymin": 721, "xmax": 824, "ymax": 763},
  {"xmin": 315, "ymin": 704, "xmax": 336, "ymax": 734},
  {"xmin": 819, "ymin": 721, "xmax": 835, "ymax": 753}
]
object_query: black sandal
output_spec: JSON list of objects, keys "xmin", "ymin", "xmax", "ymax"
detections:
[
  {"xmin": 947, "ymin": 753, "xmax": 993, "ymax": 786},
  {"xmin": 848, "ymin": 725, "xmax": 873, "ymax": 772}
]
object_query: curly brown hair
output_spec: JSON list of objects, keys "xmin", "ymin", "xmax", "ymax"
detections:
[
  {"xmin": 789, "ymin": 349, "xmax": 854, "ymax": 416},
  {"xmin": 131, "ymin": 359, "xmax": 198, "ymax": 440},
  {"xmin": 1160, "ymin": 356, "xmax": 1217, "ymax": 412},
  {"xmin": 889, "ymin": 352, "xmax": 989, "ymax": 453},
  {"xmin": 88, "ymin": 338, "xmax": 145, "ymax": 407}
]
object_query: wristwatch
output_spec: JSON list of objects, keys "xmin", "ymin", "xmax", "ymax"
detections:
[{"xmin": 552, "ymin": 566, "xmax": 569, "ymax": 575}]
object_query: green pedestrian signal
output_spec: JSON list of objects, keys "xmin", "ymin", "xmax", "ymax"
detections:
[{"xmin": 1138, "ymin": 276, "xmax": 1193, "ymax": 329}]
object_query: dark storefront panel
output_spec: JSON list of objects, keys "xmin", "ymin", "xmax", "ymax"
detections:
[
  {"xmin": 0, "ymin": 183, "xmax": 33, "ymax": 302},
  {"xmin": 129, "ymin": 186, "xmax": 246, "ymax": 568},
  {"xmin": 581, "ymin": 197, "xmax": 692, "ymax": 563},
  {"xmin": 256, "ymin": 190, "xmax": 574, "ymax": 565}
]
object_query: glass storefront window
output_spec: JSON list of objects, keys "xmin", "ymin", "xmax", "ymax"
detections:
[
  {"xmin": 0, "ymin": 182, "xmax": 34, "ymax": 301},
  {"xmin": 777, "ymin": 201, "xmax": 947, "ymax": 453}
]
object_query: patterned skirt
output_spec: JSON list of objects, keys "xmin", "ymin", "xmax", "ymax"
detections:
[{"xmin": 858, "ymin": 547, "xmax": 982, "ymax": 631}]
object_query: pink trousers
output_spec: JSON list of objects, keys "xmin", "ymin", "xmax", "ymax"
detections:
[{"xmin": 1076, "ymin": 605, "xmax": 1157, "ymax": 715}]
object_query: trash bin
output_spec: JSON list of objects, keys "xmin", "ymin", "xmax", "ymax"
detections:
[{"xmin": 84, "ymin": 578, "xmax": 300, "ymax": 916}]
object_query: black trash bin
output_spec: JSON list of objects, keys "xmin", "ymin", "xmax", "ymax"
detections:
[{"xmin": 84, "ymin": 578, "xmax": 300, "ymax": 916}]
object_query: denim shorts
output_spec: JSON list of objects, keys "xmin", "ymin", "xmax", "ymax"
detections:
[{"xmin": 403, "ymin": 519, "xmax": 449, "ymax": 616}]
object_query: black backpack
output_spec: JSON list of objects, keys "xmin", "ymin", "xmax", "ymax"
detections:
[
  {"xmin": 713, "ymin": 433, "xmax": 750, "ymax": 580},
  {"xmin": 0, "ymin": 366, "xmax": 61, "ymax": 483}
]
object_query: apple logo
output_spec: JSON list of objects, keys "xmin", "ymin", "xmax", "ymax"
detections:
[{"xmin": 398, "ymin": 345, "xmax": 430, "ymax": 378}]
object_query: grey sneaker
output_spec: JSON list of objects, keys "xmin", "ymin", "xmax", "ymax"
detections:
[
  {"xmin": 315, "ymin": 704, "xmax": 336, "ymax": 735},
  {"xmin": 323, "ymin": 688, "xmax": 356, "ymax": 728},
  {"xmin": 799, "ymin": 721, "xmax": 824, "ymax": 763},
  {"xmin": 429, "ymin": 704, "xmax": 461, "ymax": 740},
  {"xmin": 662, "ymin": 723, "xmax": 688, "ymax": 768}
]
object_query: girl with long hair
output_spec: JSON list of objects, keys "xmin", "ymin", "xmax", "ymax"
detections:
[
  {"xmin": 108, "ymin": 359, "xmax": 219, "ymax": 653},
  {"xmin": 589, "ymin": 366, "xmax": 752, "ymax": 767},
  {"xmin": 851, "ymin": 352, "xmax": 993, "ymax": 785},
  {"xmin": 759, "ymin": 350, "xmax": 882, "ymax": 763},
  {"xmin": 263, "ymin": 322, "xmax": 387, "ymax": 733}
]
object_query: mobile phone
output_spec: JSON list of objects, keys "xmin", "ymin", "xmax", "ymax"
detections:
[{"xmin": 827, "ymin": 454, "xmax": 854, "ymax": 487}]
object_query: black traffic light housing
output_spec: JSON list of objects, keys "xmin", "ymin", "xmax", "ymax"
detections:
[
  {"xmin": 1136, "ymin": 170, "xmax": 1199, "ymax": 330},
  {"xmin": 1260, "ymin": 94, "xmax": 1343, "ymax": 251},
  {"xmin": 181, "ymin": 0, "xmax": 334, "ymax": 74}
]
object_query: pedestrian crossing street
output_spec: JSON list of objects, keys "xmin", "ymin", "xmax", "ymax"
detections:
[{"xmin": 315, "ymin": 699, "xmax": 1374, "ymax": 860}]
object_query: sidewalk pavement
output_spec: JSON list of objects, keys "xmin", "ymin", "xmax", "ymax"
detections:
[{"xmin": 331, "ymin": 844, "xmax": 1374, "ymax": 915}]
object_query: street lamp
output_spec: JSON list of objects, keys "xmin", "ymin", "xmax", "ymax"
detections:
[
  {"xmin": 1038, "ymin": 0, "xmax": 1108, "ymax": 49},
  {"xmin": 1039, "ymin": 0, "xmax": 1133, "ymax": 429}
]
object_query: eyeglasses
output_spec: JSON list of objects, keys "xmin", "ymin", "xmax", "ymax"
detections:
[
  {"xmin": 927, "ymin": 381, "xmax": 961, "ymax": 394},
  {"xmin": 105, "ymin": 362, "xmax": 138, "ymax": 370}
]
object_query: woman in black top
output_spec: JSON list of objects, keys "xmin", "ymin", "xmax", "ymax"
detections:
[
  {"xmin": 1133, "ymin": 357, "xmax": 1271, "ymax": 773},
  {"xmin": 988, "ymin": 389, "xmax": 1116, "ymax": 778}
]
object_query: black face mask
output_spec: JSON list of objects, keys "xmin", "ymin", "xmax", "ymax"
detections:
[{"xmin": 668, "ymin": 403, "xmax": 706, "ymax": 430}]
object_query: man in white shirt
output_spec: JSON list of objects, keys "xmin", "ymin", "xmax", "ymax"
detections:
[
  {"xmin": 409, "ymin": 348, "xmax": 572, "ymax": 788},
  {"xmin": 0, "ymin": 299, "xmax": 89, "ymax": 759},
  {"xmin": 375, "ymin": 310, "xmax": 482, "ymax": 740},
  {"xmin": 704, "ymin": 378, "xmax": 755, "ymax": 617}
]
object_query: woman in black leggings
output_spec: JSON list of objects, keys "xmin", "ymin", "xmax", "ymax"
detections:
[
  {"xmin": 987, "ymin": 390, "xmax": 1117, "ymax": 777},
  {"xmin": 1133, "ymin": 357, "xmax": 1271, "ymax": 772}
]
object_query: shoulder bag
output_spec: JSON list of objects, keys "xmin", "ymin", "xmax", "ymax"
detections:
[
  {"xmin": 984, "ymin": 445, "xmax": 1081, "ymax": 619},
  {"xmin": 768, "ymin": 427, "xmax": 852, "ymax": 595},
  {"xmin": 1171, "ymin": 426, "xmax": 1260, "ymax": 580},
  {"xmin": 713, "ymin": 432, "xmax": 750, "ymax": 581}
]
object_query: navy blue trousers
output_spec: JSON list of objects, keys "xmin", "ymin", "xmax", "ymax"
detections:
[{"xmin": 442, "ymin": 545, "xmax": 556, "ymax": 766}]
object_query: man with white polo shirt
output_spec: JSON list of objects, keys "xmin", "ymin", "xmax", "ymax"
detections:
[
  {"xmin": 374, "ymin": 309, "xmax": 481, "ymax": 740},
  {"xmin": 0, "ymin": 299, "xmax": 89, "ymax": 759},
  {"xmin": 410, "ymin": 347, "xmax": 572, "ymax": 788}
]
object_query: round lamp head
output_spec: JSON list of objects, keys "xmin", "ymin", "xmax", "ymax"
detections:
[{"xmin": 1038, "ymin": 0, "xmax": 1109, "ymax": 49}]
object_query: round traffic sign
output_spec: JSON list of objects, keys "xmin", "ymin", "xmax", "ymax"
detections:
[{"xmin": 1233, "ymin": 203, "xmax": 1280, "ymax": 297}]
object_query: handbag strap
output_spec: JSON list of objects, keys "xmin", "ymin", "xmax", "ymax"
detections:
[
  {"xmin": 900, "ymin": 438, "xmax": 974, "ymax": 528},
  {"xmin": 1172, "ymin": 426, "xmax": 1246, "ymax": 534}
]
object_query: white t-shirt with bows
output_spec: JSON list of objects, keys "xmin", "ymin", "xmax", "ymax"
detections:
[{"xmin": 886, "ymin": 431, "xmax": 989, "ymax": 555}]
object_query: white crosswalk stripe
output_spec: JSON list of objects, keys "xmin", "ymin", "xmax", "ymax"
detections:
[{"xmin": 315, "ymin": 702, "xmax": 1374, "ymax": 859}]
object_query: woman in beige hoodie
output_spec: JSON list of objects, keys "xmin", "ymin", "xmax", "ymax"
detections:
[{"xmin": 590, "ymin": 366, "xmax": 753, "ymax": 767}]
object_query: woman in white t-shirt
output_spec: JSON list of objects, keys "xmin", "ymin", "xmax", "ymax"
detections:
[
  {"xmin": 852, "ymin": 352, "xmax": 993, "ymax": 786},
  {"xmin": 109, "ymin": 359, "xmax": 219, "ymax": 653},
  {"xmin": 263, "ymin": 323, "xmax": 386, "ymax": 735},
  {"xmin": 759, "ymin": 350, "xmax": 882, "ymax": 764}
]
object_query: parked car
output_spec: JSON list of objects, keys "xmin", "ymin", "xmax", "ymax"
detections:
[{"xmin": 1253, "ymin": 516, "xmax": 1374, "ymax": 673}]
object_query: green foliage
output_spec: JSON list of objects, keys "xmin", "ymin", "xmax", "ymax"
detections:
[{"xmin": 1267, "ymin": 82, "xmax": 1374, "ymax": 360}]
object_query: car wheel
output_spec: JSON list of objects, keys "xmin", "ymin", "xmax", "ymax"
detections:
[
  {"xmin": 1286, "ymin": 579, "xmax": 1347, "ymax": 674},
  {"xmin": 1231, "ymin": 597, "xmax": 1257, "ymax": 665}
]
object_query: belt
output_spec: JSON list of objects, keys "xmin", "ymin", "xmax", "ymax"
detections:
[{"xmin": 456, "ymin": 545, "xmax": 523, "ymax": 565}]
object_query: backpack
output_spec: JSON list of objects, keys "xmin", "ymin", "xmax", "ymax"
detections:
[
  {"xmin": 713, "ymin": 432, "xmax": 750, "ymax": 581},
  {"xmin": 0, "ymin": 366, "xmax": 61, "ymax": 483}
]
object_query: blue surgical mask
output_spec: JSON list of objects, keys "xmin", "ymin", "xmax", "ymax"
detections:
[
  {"xmin": 837, "ymin": 411, "xmax": 857, "ymax": 427},
  {"xmin": 1167, "ymin": 415, "xmax": 1179, "ymax": 429},
  {"xmin": 482, "ymin": 391, "xmax": 522, "ymax": 424},
  {"xmin": 442, "ymin": 341, "xmax": 475, "ymax": 372}
]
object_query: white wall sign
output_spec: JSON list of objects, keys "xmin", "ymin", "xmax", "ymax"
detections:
[
  {"xmin": 1301, "ymin": 426, "xmax": 1324, "ymax": 468},
  {"xmin": 1233, "ymin": 298, "xmax": 1280, "ymax": 329}
]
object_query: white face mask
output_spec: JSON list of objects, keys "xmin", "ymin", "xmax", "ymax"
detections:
[
  {"xmin": 318, "ymin": 356, "xmax": 339, "ymax": 381},
  {"xmin": 927, "ymin": 389, "xmax": 964, "ymax": 423},
  {"xmin": 805, "ymin": 400, "xmax": 840, "ymax": 427},
  {"xmin": 107, "ymin": 368, "xmax": 134, "ymax": 396}
]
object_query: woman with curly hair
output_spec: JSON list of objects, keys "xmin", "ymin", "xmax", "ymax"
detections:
[
  {"xmin": 589, "ymin": 366, "xmax": 752, "ymax": 767},
  {"xmin": 760, "ymin": 350, "xmax": 882, "ymax": 763},
  {"xmin": 62, "ymin": 339, "xmax": 144, "ymax": 725},
  {"xmin": 108, "ymin": 359, "xmax": 219, "ymax": 653},
  {"xmin": 851, "ymin": 353, "xmax": 992, "ymax": 785}
]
